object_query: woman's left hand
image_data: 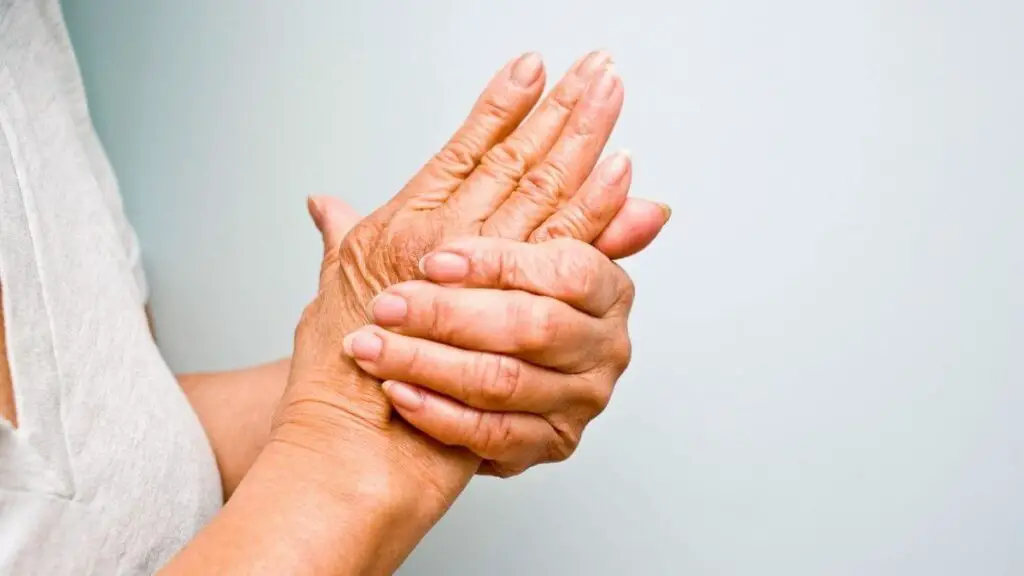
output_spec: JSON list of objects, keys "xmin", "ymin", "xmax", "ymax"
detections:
[{"xmin": 341, "ymin": 235, "xmax": 640, "ymax": 478}]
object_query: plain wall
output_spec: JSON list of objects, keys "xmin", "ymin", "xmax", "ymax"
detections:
[{"xmin": 64, "ymin": 1, "xmax": 1022, "ymax": 574}]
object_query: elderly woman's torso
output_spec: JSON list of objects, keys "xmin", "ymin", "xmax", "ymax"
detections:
[{"xmin": 0, "ymin": 0, "xmax": 221, "ymax": 572}]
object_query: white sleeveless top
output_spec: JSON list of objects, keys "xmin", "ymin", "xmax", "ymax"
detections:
[{"xmin": 0, "ymin": 1, "xmax": 221, "ymax": 573}]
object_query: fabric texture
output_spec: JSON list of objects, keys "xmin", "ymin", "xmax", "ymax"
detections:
[{"xmin": 0, "ymin": 1, "xmax": 222, "ymax": 573}]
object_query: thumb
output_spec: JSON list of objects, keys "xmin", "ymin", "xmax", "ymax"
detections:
[
  {"xmin": 307, "ymin": 195, "xmax": 363, "ymax": 255},
  {"xmin": 592, "ymin": 198, "xmax": 672, "ymax": 260}
]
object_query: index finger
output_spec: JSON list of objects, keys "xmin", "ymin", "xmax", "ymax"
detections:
[{"xmin": 417, "ymin": 237, "xmax": 633, "ymax": 318}]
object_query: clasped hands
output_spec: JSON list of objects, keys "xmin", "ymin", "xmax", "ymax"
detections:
[{"xmin": 273, "ymin": 51, "xmax": 669, "ymax": 518}]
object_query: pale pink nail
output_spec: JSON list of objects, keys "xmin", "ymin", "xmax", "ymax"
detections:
[
  {"xmin": 600, "ymin": 150, "xmax": 631, "ymax": 184},
  {"xmin": 419, "ymin": 252, "xmax": 469, "ymax": 283},
  {"xmin": 382, "ymin": 381, "xmax": 424, "ymax": 411},
  {"xmin": 370, "ymin": 293, "xmax": 407, "ymax": 326},
  {"xmin": 511, "ymin": 52, "xmax": 543, "ymax": 87},
  {"xmin": 343, "ymin": 331, "xmax": 382, "ymax": 362}
]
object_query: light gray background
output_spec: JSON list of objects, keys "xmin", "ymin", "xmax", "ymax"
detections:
[{"xmin": 63, "ymin": 1, "xmax": 1022, "ymax": 574}]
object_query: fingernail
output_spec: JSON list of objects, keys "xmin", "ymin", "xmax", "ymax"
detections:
[
  {"xmin": 307, "ymin": 195, "xmax": 325, "ymax": 230},
  {"xmin": 575, "ymin": 50, "xmax": 612, "ymax": 78},
  {"xmin": 511, "ymin": 52, "xmax": 543, "ymax": 87},
  {"xmin": 600, "ymin": 150, "xmax": 631, "ymax": 184},
  {"xmin": 370, "ymin": 293, "xmax": 407, "ymax": 326},
  {"xmin": 343, "ymin": 331, "xmax": 382, "ymax": 362},
  {"xmin": 419, "ymin": 251, "xmax": 469, "ymax": 282},
  {"xmin": 382, "ymin": 381, "xmax": 424, "ymax": 411},
  {"xmin": 656, "ymin": 202, "xmax": 673, "ymax": 222},
  {"xmin": 585, "ymin": 67, "xmax": 618, "ymax": 101}
]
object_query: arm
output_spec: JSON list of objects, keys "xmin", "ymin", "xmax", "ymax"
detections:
[
  {"xmin": 161, "ymin": 439, "xmax": 445, "ymax": 574},
  {"xmin": 176, "ymin": 359, "xmax": 289, "ymax": 498}
]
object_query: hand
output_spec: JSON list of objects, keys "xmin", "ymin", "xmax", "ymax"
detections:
[
  {"xmin": 341, "ymin": 237, "xmax": 639, "ymax": 477},
  {"xmin": 273, "ymin": 50, "xmax": 661, "ymax": 511},
  {"xmin": 165, "ymin": 52, "xmax": 668, "ymax": 576}
]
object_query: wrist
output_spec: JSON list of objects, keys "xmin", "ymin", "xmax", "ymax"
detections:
[
  {"xmin": 260, "ymin": 437, "xmax": 444, "ymax": 522},
  {"xmin": 272, "ymin": 352, "xmax": 480, "ymax": 512},
  {"xmin": 165, "ymin": 441, "xmax": 446, "ymax": 575},
  {"xmin": 254, "ymin": 441, "xmax": 453, "ymax": 574}
]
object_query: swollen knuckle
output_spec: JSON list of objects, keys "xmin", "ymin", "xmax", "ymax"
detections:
[
  {"xmin": 387, "ymin": 228, "xmax": 438, "ymax": 280},
  {"xmin": 475, "ymin": 151, "xmax": 523, "ymax": 192},
  {"xmin": 478, "ymin": 94, "xmax": 517, "ymax": 122},
  {"xmin": 578, "ymin": 374, "xmax": 615, "ymax": 416},
  {"xmin": 472, "ymin": 413, "xmax": 514, "ymax": 458},
  {"xmin": 481, "ymin": 140, "xmax": 528, "ymax": 174},
  {"xmin": 402, "ymin": 342, "xmax": 425, "ymax": 376},
  {"xmin": 481, "ymin": 355, "xmax": 522, "ymax": 406},
  {"xmin": 433, "ymin": 140, "xmax": 478, "ymax": 179},
  {"xmin": 517, "ymin": 163, "xmax": 570, "ymax": 210},
  {"xmin": 549, "ymin": 87, "xmax": 579, "ymax": 117},
  {"xmin": 534, "ymin": 204, "xmax": 591, "ymax": 243},
  {"xmin": 610, "ymin": 331, "xmax": 633, "ymax": 373},
  {"xmin": 592, "ymin": 387, "xmax": 614, "ymax": 415},
  {"xmin": 495, "ymin": 245, "xmax": 521, "ymax": 289},
  {"xmin": 618, "ymin": 269, "xmax": 637, "ymax": 310},
  {"xmin": 427, "ymin": 292, "xmax": 457, "ymax": 341},
  {"xmin": 572, "ymin": 113, "xmax": 596, "ymax": 136},
  {"xmin": 545, "ymin": 419, "xmax": 580, "ymax": 463},
  {"xmin": 513, "ymin": 297, "xmax": 558, "ymax": 351},
  {"xmin": 488, "ymin": 462, "xmax": 528, "ymax": 479},
  {"xmin": 555, "ymin": 243, "xmax": 599, "ymax": 299}
]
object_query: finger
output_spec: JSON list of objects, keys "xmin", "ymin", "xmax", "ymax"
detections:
[
  {"xmin": 418, "ymin": 237, "xmax": 631, "ymax": 317},
  {"xmin": 445, "ymin": 50, "xmax": 613, "ymax": 220},
  {"xmin": 481, "ymin": 65, "xmax": 624, "ymax": 239},
  {"xmin": 368, "ymin": 281, "xmax": 605, "ymax": 371},
  {"xmin": 308, "ymin": 195, "xmax": 362, "ymax": 254},
  {"xmin": 389, "ymin": 52, "xmax": 546, "ymax": 212},
  {"xmin": 342, "ymin": 326, "xmax": 599, "ymax": 414},
  {"xmin": 381, "ymin": 380, "xmax": 563, "ymax": 470},
  {"xmin": 592, "ymin": 198, "xmax": 672, "ymax": 259},
  {"xmin": 527, "ymin": 150, "xmax": 631, "ymax": 246},
  {"xmin": 308, "ymin": 195, "xmax": 364, "ymax": 286}
]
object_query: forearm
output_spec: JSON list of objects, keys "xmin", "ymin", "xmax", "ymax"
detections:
[
  {"xmin": 178, "ymin": 359, "xmax": 291, "ymax": 498},
  {"xmin": 160, "ymin": 442, "xmax": 441, "ymax": 575}
]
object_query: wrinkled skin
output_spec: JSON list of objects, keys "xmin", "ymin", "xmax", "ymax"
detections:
[
  {"xmin": 348, "ymin": 236, "xmax": 641, "ymax": 478},
  {"xmin": 272, "ymin": 51, "xmax": 649, "ymax": 513}
]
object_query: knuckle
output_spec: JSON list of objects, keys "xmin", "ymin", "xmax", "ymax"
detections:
[
  {"xmin": 383, "ymin": 222, "xmax": 442, "ymax": 282},
  {"xmin": 470, "ymin": 413, "xmax": 514, "ymax": 459},
  {"xmin": 478, "ymin": 93, "xmax": 518, "ymax": 123},
  {"xmin": 487, "ymin": 461, "xmax": 529, "ymax": 479},
  {"xmin": 549, "ymin": 86, "xmax": 579, "ymax": 117},
  {"xmin": 552, "ymin": 241, "xmax": 600, "ymax": 301},
  {"xmin": 427, "ymin": 290, "xmax": 457, "ymax": 341},
  {"xmin": 479, "ymin": 354, "xmax": 523, "ymax": 407},
  {"xmin": 433, "ymin": 140, "xmax": 479, "ymax": 179},
  {"xmin": 517, "ymin": 162, "xmax": 571, "ymax": 210},
  {"xmin": 571, "ymin": 112, "xmax": 597, "ymax": 137},
  {"xmin": 513, "ymin": 296, "xmax": 559, "ymax": 351},
  {"xmin": 495, "ymin": 244, "xmax": 521, "ymax": 290},
  {"xmin": 402, "ymin": 341, "xmax": 425, "ymax": 376},
  {"xmin": 545, "ymin": 418, "xmax": 581, "ymax": 463},
  {"xmin": 532, "ymin": 204, "xmax": 592, "ymax": 243},
  {"xmin": 579, "ymin": 374, "xmax": 615, "ymax": 416},
  {"xmin": 609, "ymin": 330, "xmax": 633, "ymax": 373},
  {"xmin": 480, "ymin": 141, "xmax": 529, "ymax": 181},
  {"xmin": 617, "ymin": 268, "xmax": 637, "ymax": 310}
]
